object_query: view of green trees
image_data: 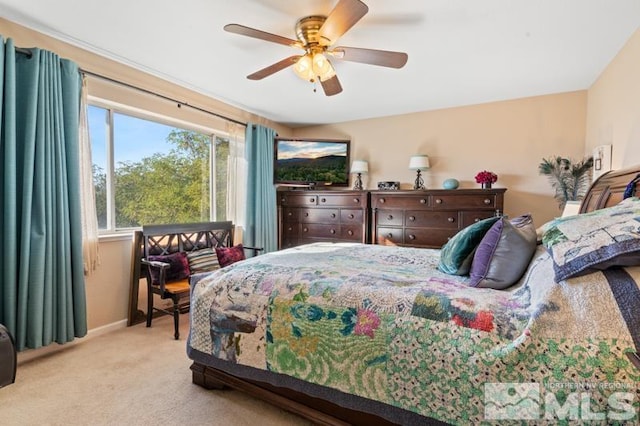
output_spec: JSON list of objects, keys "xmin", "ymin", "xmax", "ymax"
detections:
[
  {"xmin": 94, "ymin": 130, "xmax": 229, "ymax": 228},
  {"xmin": 276, "ymin": 155, "xmax": 347, "ymax": 184}
]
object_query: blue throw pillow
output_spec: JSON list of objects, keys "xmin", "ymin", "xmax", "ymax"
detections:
[{"xmin": 438, "ymin": 216, "xmax": 500, "ymax": 275}]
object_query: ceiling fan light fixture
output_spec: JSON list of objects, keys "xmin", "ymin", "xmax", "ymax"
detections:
[
  {"xmin": 293, "ymin": 55, "xmax": 314, "ymax": 81},
  {"xmin": 293, "ymin": 53, "xmax": 336, "ymax": 83},
  {"xmin": 312, "ymin": 53, "xmax": 334, "ymax": 81}
]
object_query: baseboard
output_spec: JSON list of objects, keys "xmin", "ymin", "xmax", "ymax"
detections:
[{"xmin": 17, "ymin": 319, "xmax": 128, "ymax": 365}]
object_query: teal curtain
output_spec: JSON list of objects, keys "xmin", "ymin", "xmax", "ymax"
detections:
[
  {"xmin": 244, "ymin": 124, "xmax": 277, "ymax": 254},
  {"xmin": 0, "ymin": 37, "xmax": 87, "ymax": 351}
]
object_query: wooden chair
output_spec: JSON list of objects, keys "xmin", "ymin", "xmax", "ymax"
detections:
[{"xmin": 140, "ymin": 221, "xmax": 260, "ymax": 340}]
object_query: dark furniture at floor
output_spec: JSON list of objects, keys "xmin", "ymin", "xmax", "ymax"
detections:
[
  {"xmin": 371, "ymin": 188, "xmax": 506, "ymax": 248},
  {"xmin": 277, "ymin": 189, "xmax": 369, "ymax": 249},
  {"xmin": 140, "ymin": 221, "xmax": 236, "ymax": 340},
  {"xmin": 189, "ymin": 164, "xmax": 640, "ymax": 426},
  {"xmin": 0, "ymin": 324, "xmax": 16, "ymax": 388}
]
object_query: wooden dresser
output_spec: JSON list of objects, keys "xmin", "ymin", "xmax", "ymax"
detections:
[
  {"xmin": 370, "ymin": 189, "xmax": 506, "ymax": 248},
  {"xmin": 277, "ymin": 190, "xmax": 369, "ymax": 249}
]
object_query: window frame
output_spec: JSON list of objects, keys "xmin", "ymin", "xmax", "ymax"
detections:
[{"xmin": 88, "ymin": 96, "xmax": 230, "ymax": 235}]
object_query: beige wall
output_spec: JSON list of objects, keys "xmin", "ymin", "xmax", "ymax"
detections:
[
  {"xmin": 586, "ymin": 28, "xmax": 640, "ymax": 168},
  {"xmin": 294, "ymin": 92, "xmax": 588, "ymax": 226}
]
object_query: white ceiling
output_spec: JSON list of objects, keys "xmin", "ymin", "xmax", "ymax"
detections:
[{"xmin": 1, "ymin": 0, "xmax": 639, "ymax": 127}]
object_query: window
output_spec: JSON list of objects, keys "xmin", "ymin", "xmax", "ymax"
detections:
[{"xmin": 89, "ymin": 104, "xmax": 231, "ymax": 233}]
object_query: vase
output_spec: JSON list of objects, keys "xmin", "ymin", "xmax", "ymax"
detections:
[{"xmin": 481, "ymin": 182, "xmax": 492, "ymax": 189}]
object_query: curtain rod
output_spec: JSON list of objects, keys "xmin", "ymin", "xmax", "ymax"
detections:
[
  {"xmin": 82, "ymin": 70, "xmax": 248, "ymax": 127},
  {"xmin": 14, "ymin": 45, "xmax": 249, "ymax": 128}
]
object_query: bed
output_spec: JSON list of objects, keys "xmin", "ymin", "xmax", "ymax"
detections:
[{"xmin": 187, "ymin": 165, "xmax": 640, "ymax": 425}]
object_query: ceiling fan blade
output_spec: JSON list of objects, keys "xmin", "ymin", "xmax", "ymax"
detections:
[
  {"xmin": 320, "ymin": 74, "xmax": 343, "ymax": 96},
  {"xmin": 224, "ymin": 24, "xmax": 301, "ymax": 48},
  {"xmin": 318, "ymin": 0, "xmax": 369, "ymax": 46},
  {"xmin": 247, "ymin": 56, "xmax": 302, "ymax": 80},
  {"xmin": 332, "ymin": 46, "xmax": 408, "ymax": 68}
]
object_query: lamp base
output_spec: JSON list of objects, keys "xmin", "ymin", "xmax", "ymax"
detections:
[
  {"xmin": 353, "ymin": 173, "xmax": 363, "ymax": 190},
  {"xmin": 413, "ymin": 170, "xmax": 425, "ymax": 190}
]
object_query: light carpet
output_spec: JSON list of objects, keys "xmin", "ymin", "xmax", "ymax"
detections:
[{"xmin": 0, "ymin": 315, "xmax": 310, "ymax": 425}]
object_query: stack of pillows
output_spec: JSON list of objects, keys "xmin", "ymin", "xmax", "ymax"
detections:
[
  {"xmin": 438, "ymin": 214, "xmax": 537, "ymax": 289},
  {"xmin": 147, "ymin": 244, "xmax": 246, "ymax": 285},
  {"xmin": 438, "ymin": 196, "xmax": 640, "ymax": 287}
]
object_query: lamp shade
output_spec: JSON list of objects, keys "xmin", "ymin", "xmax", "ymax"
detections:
[
  {"xmin": 409, "ymin": 155, "xmax": 430, "ymax": 170},
  {"xmin": 350, "ymin": 160, "xmax": 369, "ymax": 174}
]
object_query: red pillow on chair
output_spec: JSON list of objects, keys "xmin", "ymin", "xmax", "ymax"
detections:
[
  {"xmin": 147, "ymin": 252, "xmax": 190, "ymax": 284},
  {"xmin": 215, "ymin": 244, "xmax": 246, "ymax": 267}
]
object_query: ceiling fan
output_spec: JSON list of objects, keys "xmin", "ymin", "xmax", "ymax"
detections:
[{"xmin": 224, "ymin": 0, "xmax": 408, "ymax": 96}]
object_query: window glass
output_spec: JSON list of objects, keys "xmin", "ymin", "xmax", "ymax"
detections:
[{"xmin": 89, "ymin": 105, "xmax": 222, "ymax": 232}]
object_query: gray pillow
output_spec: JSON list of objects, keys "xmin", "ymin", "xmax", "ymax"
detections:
[{"xmin": 468, "ymin": 214, "xmax": 537, "ymax": 289}]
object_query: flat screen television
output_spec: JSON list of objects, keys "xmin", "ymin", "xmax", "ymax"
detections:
[{"xmin": 274, "ymin": 137, "xmax": 350, "ymax": 187}]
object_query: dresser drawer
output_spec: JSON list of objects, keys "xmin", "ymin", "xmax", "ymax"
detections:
[
  {"xmin": 405, "ymin": 210, "xmax": 458, "ymax": 229},
  {"xmin": 280, "ymin": 237, "xmax": 299, "ymax": 249},
  {"xmin": 340, "ymin": 225, "xmax": 362, "ymax": 240},
  {"xmin": 299, "ymin": 208, "xmax": 340, "ymax": 223},
  {"xmin": 301, "ymin": 223, "xmax": 340, "ymax": 238},
  {"xmin": 282, "ymin": 208, "xmax": 299, "ymax": 222},
  {"xmin": 431, "ymin": 194, "xmax": 496, "ymax": 209},
  {"xmin": 404, "ymin": 228, "xmax": 456, "ymax": 248},
  {"xmin": 376, "ymin": 227, "xmax": 403, "ymax": 245},
  {"xmin": 461, "ymin": 211, "xmax": 497, "ymax": 227},
  {"xmin": 341, "ymin": 209, "xmax": 363, "ymax": 223},
  {"xmin": 376, "ymin": 209, "xmax": 403, "ymax": 226},
  {"xmin": 372, "ymin": 195, "xmax": 429, "ymax": 208},
  {"xmin": 279, "ymin": 194, "xmax": 318, "ymax": 206},
  {"xmin": 318, "ymin": 194, "xmax": 365, "ymax": 207},
  {"xmin": 281, "ymin": 223, "xmax": 300, "ymax": 237}
]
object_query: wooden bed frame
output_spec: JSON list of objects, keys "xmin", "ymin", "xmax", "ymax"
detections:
[{"xmin": 190, "ymin": 165, "xmax": 640, "ymax": 426}]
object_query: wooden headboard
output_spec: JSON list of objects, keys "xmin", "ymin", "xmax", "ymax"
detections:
[{"xmin": 581, "ymin": 165, "xmax": 640, "ymax": 213}]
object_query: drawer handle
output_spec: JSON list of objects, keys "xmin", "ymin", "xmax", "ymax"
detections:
[
  {"xmin": 349, "ymin": 214, "xmax": 355, "ymax": 219},
  {"xmin": 288, "ymin": 212, "xmax": 292, "ymax": 216},
  {"xmin": 309, "ymin": 198, "xmax": 315, "ymax": 203},
  {"xmin": 321, "ymin": 198, "xmax": 326, "ymax": 203},
  {"xmin": 474, "ymin": 218, "xmax": 480, "ymax": 223},
  {"xmin": 330, "ymin": 229, "xmax": 336, "ymax": 234},
  {"xmin": 448, "ymin": 217, "xmax": 455, "ymax": 223},
  {"xmin": 281, "ymin": 197, "xmax": 286, "ymax": 203},
  {"xmin": 353, "ymin": 198, "xmax": 359, "ymax": 203},
  {"xmin": 420, "ymin": 199, "xmax": 428, "ymax": 204},
  {"xmin": 304, "ymin": 212, "xmax": 309, "ymax": 217},
  {"xmin": 408, "ymin": 234, "xmax": 416, "ymax": 240},
  {"xmin": 484, "ymin": 198, "xmax": 491, "ymax": 205},
  {"xmin": 387, "ymin": 215, "xmax": 394, "ymax": 220},
  {"xmin": 408, "ymin": 216, "xmax": 416, "ymax": 221},
  {"xmin": 435, "ymin": 198, "xmax": 442, "ymax": 204},
  {"xmin": 331, "ymin": 213, "xmax": 336, "ymax": 218},
  {"xmin": 387, "ymin": 233, "xmax": 393, "ymax": 239},
  {"xmin": 287, "ymin": 227, "xmax": 292, "ymax": 231},
  {"xmin": 380, "ymin": 198, "xmax": 386, "ymax": 204},
  {"xmin": 303, "ymin": 227, "xmax": 308, "ymax": 233},
  {"xmin": 347, "ymin": 230, "xmax": 353, "ymax": 236}
]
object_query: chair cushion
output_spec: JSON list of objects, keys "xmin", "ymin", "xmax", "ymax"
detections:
[
  {"xmin": 162, "ymin": 279, "xmax": 191, "ymax": 295},
  {"xmin": 147, "ymin": 252, "xmax": 190, "ymax": 284},
  {"xmin": 186, "ymin": 248, "xmax": 220, "ymax": 274},
  {"xmin": 216, "ymin": 244, "xmax": 246, "ymax": 267},
  {"xmin": 468, "ymin": 214, "xmax": 537, "ymax": 289},
  {"xmin": 438, "ymin": 216, "xmax": 500, "ymax": 275}
]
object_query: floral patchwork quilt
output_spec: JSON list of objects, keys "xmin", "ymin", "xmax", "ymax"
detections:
[{"xmin": 188, "ymin": 242, "xmax": 640, "ymax": 425}]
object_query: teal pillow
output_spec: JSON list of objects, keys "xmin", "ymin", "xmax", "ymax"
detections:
[{"xmin": 438, "ymin": 216, "xmax": 500, "ymax": 275}]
